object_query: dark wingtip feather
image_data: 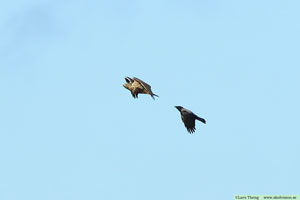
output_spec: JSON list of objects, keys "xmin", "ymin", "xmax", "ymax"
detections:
[{"xmin": 187, "ymin": 127, "xmax": 195, "ymax": 134}]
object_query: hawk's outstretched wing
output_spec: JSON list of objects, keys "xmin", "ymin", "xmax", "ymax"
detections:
[{"xmin": 133, "ymin": 77, "xmax": 152, "ymax": 92}]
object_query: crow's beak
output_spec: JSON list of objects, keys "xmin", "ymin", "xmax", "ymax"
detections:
[{"xmin": 175, "ymin": 106, "xmax": 181, "ymax": 111}]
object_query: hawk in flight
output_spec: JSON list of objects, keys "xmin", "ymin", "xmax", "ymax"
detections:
[
  {"xmin": 175, "ymin": 106, "xmax": 206, "ymax": 134},
  {"xmin": 123, "ymin": 77, "xmax": 159, "ymax": 100}
]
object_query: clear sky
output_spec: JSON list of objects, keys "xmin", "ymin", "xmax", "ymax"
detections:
[{"xmin": 0, "ymin": 0, "xmax": 299, "ymax": 199}]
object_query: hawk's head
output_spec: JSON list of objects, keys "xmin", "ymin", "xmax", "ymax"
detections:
[{"xmin": 123, "ymin": 77, "xmax": 134, "ymax": 90}]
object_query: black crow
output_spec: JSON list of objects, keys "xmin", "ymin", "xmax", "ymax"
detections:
[{"xmin": 175, "ymin": 106, "xmax": 206, "ymax": 133}]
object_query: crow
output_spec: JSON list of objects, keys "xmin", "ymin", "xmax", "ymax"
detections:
[
  {"xmin": 123, "ymin": 77, "xmax": 159, "ymax": 100},
  {"xmin": 175, "ymin": 106, "xmax": 206, "ymax": 134}
]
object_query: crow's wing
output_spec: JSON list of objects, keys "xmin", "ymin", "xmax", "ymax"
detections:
[{"xmin": 182, "ymin": 115, "xmax": 196, "ymax": 134}]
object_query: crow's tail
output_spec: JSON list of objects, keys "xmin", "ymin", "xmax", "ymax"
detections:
[{"xmin": 196, "ymin": 116, "xmax": 206, "ymax": 124}]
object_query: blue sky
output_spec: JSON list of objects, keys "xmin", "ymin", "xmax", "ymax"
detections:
[{"xmin": 0, "ymin": 0, "xmax": 299, "ymax": 199}]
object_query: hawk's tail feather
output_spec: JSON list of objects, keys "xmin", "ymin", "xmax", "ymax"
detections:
[{"xmin": 151, "ymin": 93, "xmax": 159, "ymax": 100}]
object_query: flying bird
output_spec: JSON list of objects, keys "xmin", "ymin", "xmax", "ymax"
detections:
[
  {"xmin": 175, "ymin": 106, "xmax": 206, "ymax": 134},
  {"xmin": 123, "ymin": 77, "xmax": 159, "ymax": 100}
]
